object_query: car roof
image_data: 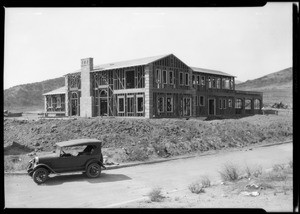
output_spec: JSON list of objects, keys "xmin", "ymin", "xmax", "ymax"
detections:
[{"xmin": 55, "ymin": 139, "xmax": 102, "ymax": 147}]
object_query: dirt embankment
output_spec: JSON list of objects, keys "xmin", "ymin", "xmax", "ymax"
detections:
[{"xmin": 4, "ymin": 114, "xmax": 292, "ymax": 163}]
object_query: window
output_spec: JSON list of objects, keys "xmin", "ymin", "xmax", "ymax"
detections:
[
  {"xmin": 212, "ymin": 78, "xmax": 216, "ymax": 88},
  {"xmin": 137, "ymin": 95, "xmax": 144, "ymax": 113},
  {"xmin": 228, "ymin": 99, "xmax": 232, "ymax": 108},
  {"xmin": 197, "ymin": 75, "xmax": 200, "ymax": 85},
  {"xmin": 219, "ymin": 99, "xmax": 222, "ymax": 109},
  {"xmin": 166, "ymin": 97, "xmax": 173, "ymax": 112},
  {"xmin": 157, "ymin": 97, "xmax": 164, "ymax": 113},
  {"xmin": 47, "ymin": 96, "xmax": 52, "ymax": 108},
  {"xmin": 224, "ymin": 78, "xmax": 230, "ymax": 89},
  {"xmin": 201, "ymin": 76, "xmax": 205, "ymax": 86},
  {"xmin": 235, "ymin": 99, "xmax": 242, "ymax": 109},
  {"xmin": 245, "ymin": 99, "xmax": 252, "ymax": 110},
  {"xmin": 199, "ymin": 96, "xmax": 204, "ymax": 106},
  {"xmin": 185, "ymin": 73, "xmax": 189, "ymax": 86},
  {"xmin": 192, "ymin": 75, "xmax": 195, "ymax": 85},
  {"xmin": 156, "ymin": 69, "xmax": 161, "ymax": 84},
  {"xmin": 163, "ymin": 70, "xmax": 167, "ymax": 84},
  {"xmin": 118, "ymin": 96, "xmax": 125, "ymax": 113},
  {"xmin": 57, "ymin": 96, "xmax": 61, "ymax": 108},
  {"xmin": 169, "ymin": 71, "xmax": 174, "ymax": 85},
  {"xmin": 254, "ymin": 99, "xmax": 261, "ymax": 109},
  {"xmin": 217, "ymin": 78, "xmax": 221, "ymax": 89},
  {"xmin": 52, "ymin": 97, "xmax": 57, "ymax": 107},
  {"xmin": 223, "ymin": 99, "xmax": 226, "ymax": 109},
  {"xmin": 208, "ymin": 77, "xmax": 211, "ymax": 88},
  {"xmin": 127, "ymin": 96, "xmax": 134, "ymax": 113},
  {"xmin": 126, "ymin": 70, "xmax": 135, "ymax": 89},
  {"xmin": 230, "ymin": 78, "xmax": 234, "ymax": 89},
  {"xmin": 179, "ymin": 72, "xmax": 184, "ymax": 85}
]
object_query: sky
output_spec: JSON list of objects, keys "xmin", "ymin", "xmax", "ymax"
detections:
[{"xmin": 4, "ymin": 3, "xmax": 293, "ymax": 89}]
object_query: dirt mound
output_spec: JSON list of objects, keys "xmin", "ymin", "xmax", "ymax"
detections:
[
  {"xmin": 4, "ymin": 141, "xmax": 34, "ymax": 155},
  {"xmin": 4, "ymin": 115, "xmax": 293, "ymax": 163}
]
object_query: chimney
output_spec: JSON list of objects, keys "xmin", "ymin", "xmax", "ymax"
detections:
[
  {"xmin": 81, "ymin": 57, "xmax": 93, "ymax": 71},
  {"xmin": 80, "ymin": 57, "xmax": 94, "ymax": 117}
]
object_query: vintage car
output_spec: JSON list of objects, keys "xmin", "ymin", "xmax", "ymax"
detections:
[{"xmin": 27, "ymin": 139, "xmax": 106, "ymax": 184}]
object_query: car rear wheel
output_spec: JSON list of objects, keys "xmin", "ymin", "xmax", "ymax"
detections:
[
  {"xmin": 33, "ymin": 168, "xmax": 49, "ymax": 184},
  {"xmin": 86, "ymin": 163, "xmax": 101, "ymax": 178}
]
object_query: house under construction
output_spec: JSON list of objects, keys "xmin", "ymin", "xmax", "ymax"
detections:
[{"xmin": 43, "ymin": 54, "xmax": 263, "ymax": 118}]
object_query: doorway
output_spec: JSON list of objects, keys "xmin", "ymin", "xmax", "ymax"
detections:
[
  {"xmin": 183, "ymin": 97, "xmax": 191, "ymax": 116},
  {"xmin": 71, "ymin": 92, "xmax": 78, "ymax": 116},
  {"xmin": 208, "ymin": 98, "xmax": 215, "ymax": 115},
  {"xmin": 99, "ymin": 90, "xmax": 108, "ymax": 116},
  {"xmin": 100, "ymin": 99, "xmax": 107, "ymax": 116}
]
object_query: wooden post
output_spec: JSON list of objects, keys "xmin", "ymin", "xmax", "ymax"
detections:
[{"xmin": 144, "ymin": 64, "xmax": 153, "ymax": 118}]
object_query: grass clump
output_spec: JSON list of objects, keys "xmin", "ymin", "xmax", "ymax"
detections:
[
  {"xmin": 4, "ymin": 155, "xmax": 32, "ymax": 171},
  {"xmin": 188, "ymin": 182, "xmax": 205, "ymax": 194},
  {"xmin": 200, "ymin": 176, "xmax": 211, "ymax": 188},
  {"xmin": 148, "ymin": 187, "xmax": 165, "ymax": 202},
  {"xmin": 219, "ymin": 163, "xmax": 240, "ymax": 182},
  {"xmin": 244, "ymin": 165, "xmax": 262, "ymax": 178},
  {"xmin": 272, "ymin": 164, "xmax": 285, "ymax": 172}
]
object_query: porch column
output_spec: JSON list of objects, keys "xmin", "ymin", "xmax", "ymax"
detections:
[
  {"xmin": 65, "ymin": 76, "xmax": 69, "ymax": 116},
  {"xmin": 44, "ymin": 96, "xmax": 47, "ymax": 117},
  {"xmin": 145, "ymin": 64, "xmax": 153, "ymax": 118}
]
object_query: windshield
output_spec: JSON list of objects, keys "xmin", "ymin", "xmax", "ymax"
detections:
[{"xmin": 55, "ymin": 146, "xmax": 62, "ymax": 156}]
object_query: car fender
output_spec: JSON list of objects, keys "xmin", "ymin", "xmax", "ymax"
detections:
[{"xmin": 33, "ymin": 163, "xmax": 57, "ymax": 174}]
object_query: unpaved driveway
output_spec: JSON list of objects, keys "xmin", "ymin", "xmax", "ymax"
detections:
[{"xmin": 5, "ymin": 143, "xmax": 292, "ymax": 209}]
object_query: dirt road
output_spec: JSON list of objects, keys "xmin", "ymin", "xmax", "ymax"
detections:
[{"xmin": 5, "ymin": 142, "xmax": 292, "ymax": 209}]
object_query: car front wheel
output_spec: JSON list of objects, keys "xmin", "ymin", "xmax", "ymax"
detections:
[
  {"xmin": 33, "ymin": 168, "xmax": 49, "ymax": 184},
  {"xmin": 86, "ymin": 163, "xmax": 101, "ymax": 178}
]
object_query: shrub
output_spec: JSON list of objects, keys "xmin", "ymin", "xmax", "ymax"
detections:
[
  {"xmin": 148, "ymin": 187, "xmax": 165, "ymax": 202},
  {"xmin": 244, "ymin": 165, "xmax": 262, "ymax": 178},
  {"xmin": 288, "ymin": 160, "xmax": 293, "ymax": 168},
  {"xmin": 188, "ymin": 182, "xmax": 205, "ymax": 194},
  {"xmin": 266, "ymin": 171, "xmax": 287, "ymax": 181},
  {"xmin": 272, "ymin": 164, "xmax": 285, "ymax": 172},
  {"xmin": 219, "ymin": 163, "xmax": 240, "ymax": 182},
  {"xmin": 200, "ymin": 176, "xmax": 211, "ymax": 188}
]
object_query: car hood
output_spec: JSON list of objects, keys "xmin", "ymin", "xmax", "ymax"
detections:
[{"xmin": 38, "ymin": 153, "xmax": 59, "ymax": 161}]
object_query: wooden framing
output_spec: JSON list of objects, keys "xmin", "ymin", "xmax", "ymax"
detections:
[{"xmin": 45, "ymin": 54, "xmax": 263, "ymax": 118}]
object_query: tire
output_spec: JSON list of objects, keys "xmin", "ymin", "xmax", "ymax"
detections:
[
  {"xmin": 33, "ymin": 168, "xmax": 49, "ymax": 184},
  {"xmin": 86, "ymin": 163, "xmax": 101, "ymax": 178}
]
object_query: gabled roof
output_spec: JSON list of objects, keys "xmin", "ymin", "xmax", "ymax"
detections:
[
  {"xmin": 191, "ymin": 67, "xmax": 235, "ymax": 77},
  {"xmin": 43, "ymin": 86, "xmax": 67, "ymax": 95},
  {"xmin": 56, "ymin": 139, "xmax": 102, "ymax": 147},
  {"xmin": 92, "ymin": 54, "xmax": 171, "ymax": 71}
]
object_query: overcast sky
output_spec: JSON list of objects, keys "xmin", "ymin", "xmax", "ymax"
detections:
[{"xmin": 4, "ymin": 3, "xmax": 293, "ymax": 89}]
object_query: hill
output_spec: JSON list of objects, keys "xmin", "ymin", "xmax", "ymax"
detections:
[
  {"xmin": 236, "ymin": 67, "xmax": 292, "ymax": 107},
  {"xmin": 4, "ymin": 77, "xmax": 65, "ymax": 112}
]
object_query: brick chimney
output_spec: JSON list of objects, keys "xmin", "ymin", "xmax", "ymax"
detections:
[{"xmin": 80, "ymin": 57, "xmax": 94, "ymax": 117}]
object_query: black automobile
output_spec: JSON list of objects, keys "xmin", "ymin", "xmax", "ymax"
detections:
[{"xmin": 27, "ymin": 139, "xmax": 106, "ymax": 184}]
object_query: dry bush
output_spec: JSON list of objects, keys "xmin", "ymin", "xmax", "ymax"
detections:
[
  {"xmin": 188, "ymin": 182, "xmax": 205, "ymax": 194},
  {"xmin": 288, "ymin": 160, "xmax": 293, "ymax": 168},
  {"xmin": 272, "ymin": 164, "xmax": 285, "ymax": 172},
  {"xmin": 200, "ymin": 176, "xmax": 211, "ymax": 188},
  {"xmin": 266, "ymin": 171, "xmax": 287, "ymax": 182},
  {"xmin": 244, "ymin": 165, "xmax": 262, "ymax": 178},
  {"xmin": 148, "ymin": 187, "xmax": 165, "ymax": 202},
  {"xmin": 4, "ymin": 155, "xmax": 32, "ymax": 171},
  {"xmin": 219, "ymin": 163, "xmax": 240, "ymax": 182}
]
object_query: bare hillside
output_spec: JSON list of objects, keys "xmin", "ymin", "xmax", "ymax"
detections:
[
  {"xmin": 236, "ymin": 67, "xmax": 292, "ymax": 107},
  {"xmin": 4, "ymin": 77, "xmax": 65, "ymax": 112}
]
